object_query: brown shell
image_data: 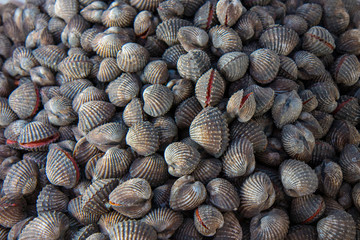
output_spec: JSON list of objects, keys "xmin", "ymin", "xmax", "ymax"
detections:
[
  {"xmin": 296, "ymin": 112, "xmax": 323, "ymax": 139},
  {"xmin": 173, "ymin": 218, "xmax": 202, "ymax": 240},
  {"xmin": 109, "ymin": 178, "xmax": 152, "ymax": 218},
  {"xmin": 140, "ymin": 207, "xmax": 183, "ymax": 239},
  {"xmin": 73, "ymin": 137, "xmax": 100, "ymax": 166},
  {"xmin": 92, "ymin": 32, "xmax": 129, "ymax": 58},
  {"xmin": 109, "ymin": 220, "xmax": 157, "ymax": 240},
  {"xmin": 7, "ymin": 217, "xmax": 34, "ymax": 240},
  {"xmin": 36, "ymin": 184, "xmax": 69, "ymax": 213},
  {"xmin": 310, "ymin": 82, "xmax": 339, "ymax": 113},
  {"xmin": 337, "ymin": 29, "xmax": 360, "ymax": 55},
  {"xmin": 102, "ymin": 2, "xmax": 137, "ymax": 28},
  {"xmin": 141, "ymin": 60, "xmax": 168, "ymax": 85},
  {"xmin": 0, "ymin": 98, "xmax": 17, "ymax": 127},
  {"xmin": 290, "ymin": 194, "xmax": 325, "ymax": 224},
  {"xmin": 250, "ymin": 208, "xmax": 290, "ymax": 240},
  {"xmin": 125, "ymin": 121, "xmax": 160, "ymax": 156},
  {"xmin": 32, "ymin": 45, "xmax": 66, "ymax": 71},
  {"xmin": 213, "ymin": 212, "xmax": 242, "ymax": 240},
  {"xmin": 310, "ymin": 140, "xmax": 335, "ymax": 167},
  {"xmin": 249, "ymin": 48, "xmax": 280, "ymax": 84},
  {"xmin": 162, "ymin": 44, "xmax": 187, "ymax": 69},
  {"xmin": 157, "ymin": 0, "xmax": 184, "ymax": 22},
  {"xmin": 189, "ymin": 107, "xmax": 229, "ymax": 158},
  {"xmin": 192, "ymin": 158, "xmax": 222, "ymax": 184},
  {"xmin": 134, "ymin": 11, "xmax": 157, "ymax": 38},
  {"xmin": 315, "ymin": 159, "xmax": 343, "ymax": 198},
  {"xmin": 222, "ymin": 137, "xmax": 255, "ymax": 178},
  {"xmin": 234, "ymin": 10, "xmax": 263, "ymax": 42},
  {"xmin": 174, "ymin": 96, "xmax": 202, "ymax": 128},
  {"xmin": 239, "ymin": 172, "xmax": 275, "ymax": 218},
  {"xmin": 216, "ymin": 0, "xmax": 244, "ymax": 27},
  {"xmin": 299, "ymin": 90, "xmax": 318, "ymax": 112},
  {"xmin": 283, "ymin": 14, "xmax": 308, "ymax": 35},
  {"xmin": 130, "ymin": 0, "xmax": 163, "ymax": 12},
  {"xmin": 177, "ymin": 49, "xmax": 211, "ymax": 83},
  {"xmin": 327, "ymin": 120, "xmax": 360, "ymax": 152},
  {"xmin": 107, "ymin": 73, "xmax": 139, "ymax": 107},
  {"xmin": 143, "ymin": 84, "xmax": 174, "ymax": 117},
  {"xmin": 152, "ymin": 181, "xmax": 173, "ymax": 209},
  {"xmin": 259, "ymin": 25, "xmax": 299, "ymax": 56},
  {"xmin": 97, "ymin": 58, "xmax": 122, "ymax": 83},
  {"xmin": 227, "ymin": 89, "xmax": 256, "ymax": 122},
  {"xmin": 178, "ymin": 26, "xmax": 209, "ymax": 52},
  {"xmin": 207, "ymin": 178, "xmax": 240, "ymax": 211},
  {"xmin": 58, "ymin": 54, "xmax": 92, "ymax": 79},
  {"xmin": 323, "ymin": 1, "xmax": 350, "ymax": 34},
  {"xmin": 295, "ymin": 3, "xmax": 323, "ymax": 27},
  {"xmin": 45, "ymin": 96, "xmax": 77, "ymax": 126},
  {"xmin": 209, "ymin": 25, "xmax": 243, "ymax": 56},
  {"xmin": 0, "ymin": 195, "xmax": 27, "ymax": 228},
  {"xmin": 217, "ymin": 52, "xmax": 248, "ymax": 82},
  {"xmin": 72, "ymin": 224, "xmax": 99, "ymax": 240},
  {"xmin": 317, "ymin": 210, "xmax": 356, "ymax": 240},
  {"xmin": 249, "ymin": 6, "xmax": 275, "ymax": 29},
  {"xmin": 54, "ymin": 0, "xmax": 79, "ymax": 22},
  {"xmin": 339, "ymin": 144, "xmax": 360, "ymax": 183},
  {"xmin": 280, "ymin": 159, "xmax": 318, "ymax": 197},
  {"xmin": 156, "ymin": 18, "xmax": 193, "ymax": 46},
  {"xmin": 286, "ymin": 225, "xmax": 317, "ymax": 240},
  {"xmin": 294, "ymin": 51, "xmax": 326, "ymax": 80},
  {"xmin": 61, "ymin": 15, "xmax": 90, "ymax": 48},
  {"xmin": 194, "ymin": 1, "xmax": 218, "ymax": 30},
  {"xmin": 332, "ymin": 54, "xmax": 360, "ymax": 86},
  {"xmin": 179, "ymin": 0, "xmax": 206, "ymax": 17},
  {"xmin": 60, "ymin": 79, "xmax": 93, "ymax": 100},
  {"xmin": 98, "ymin": 211, "xmax": 129, "ymax": 235},
  {"xmin": 123, "ymin": 98, "xmax": 147, "ymax": 127},
  {"xmin": 117, "ymin": 43, "xmax": 150, "ymax": 73},
  {"xmin": 80, "ymin": 2, "xmax": 107, "ymax": 23},
  {"xmin": 72, "ymin": 86, "xmax": 108, "ymax": 112},
  {"xmin": 194, "ymin": 204, "xmax": 224, "ymax": 237},
  {"xmin": 153, "ymin": 116, "xmax": 178, "ymax": 150},
  {"xmin": 166, "ymin": 78, "xmax": 194, "ymax": 105},
  {"xmin": 303, "ymin": 26, "xmax": 336, "ymax": 57}
]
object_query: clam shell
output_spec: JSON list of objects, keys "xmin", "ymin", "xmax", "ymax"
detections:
[
  {"xmin": 82, "ymin": 178, "xmax": 119, "ymax": 215},
  {"xmin": 162, "ymin": 44, "xmax": 187, "ymax": 68},
  {"xmin": 332, "ymin": 96, "xmax": 360, "ymax": 125},
  {"xmin": 36, "ymin": 184, "xmax": 69, "ymax": 213},
  {"xmin": 109, "ymin": 178, "xmax": 152, "ymax": 218},
  {"xmin": 174, "ymin": 96, "xmax": 202, "ymax": 129},
  {"xmin": 337, "ymin": 29, "xmax": 360, "ymax": 55},
  {"xmin": 0, "ymin": 195, "xmax": 27, "ymax": 228},
  {"xmin": 169, "ymin": 175, "xmax": 206, "ymax": 211},
  {"xmin": 249, "ymin": 6, "xmax": 275, "ymax": 29},
  {"xmin": 296, "ymin": 3, "xmax": 323, "ymax": 27},
  {"xmin": 247, "ymin": 85, "xmax": 275, "ymax": 117},
  {"xmin": 332, "ymin": 54, "xmax": 360, "ymax": 86},
  {"xmin": 303, "ymin": 26, "xmax": 335, "ymax": 57},
  {"xmin": 85, "ymin": 153, "xmax": 103, "ymax": 180},
  {"xmin": 12, "ymin": 46, "xmax": 39, "ymax": 75},
  {"xmin": 72, "ymin": 86, "xmax": 108, "ymax": 112},
  {"xmin": 156, "ymin": 18, "xmax": 193, "ymax": 46},
  {"xmin": 144, "ymin": 36, "xmax": 168, "ymax": 57},
  {"xmin": 209, "ymin": 25, "xmax": 242, "ymax": 56},
  {"xmin": 177, "ymin": 49, "xmax": 211, "ymax": 82},
  {"xmin": 165, "ymin": 142, "xmax": 201, "ymax": 177},
  {"xmin": 0, "ymin": 98, "xmax": 17, "ymax": 127},
  {"xmin": 80, "ymin": 2, "xmax": 108, "ymax": 23},
  {"xmin": 291, "ymin": 194, "xmax": 325, "ymax": 224},
  {"xmin": 216, "ymin": 0, "xmax": 244, "ymax": 27},
  {"xmin": 294, "ymin": 51, "xmax": 326, "ymax": 80},
  {"xmin": 338, "ymin": 182, "xmax": 352, "ymax": 209},
  {"xmin": 58, "ymin": 54, "xmax": 92, "ymax": 79},
  {"xmin": 352, "ymin": 182, "xmax": 360, "ymax": 212},
  {"xmin": 315, "ymin": 160, "xmax": 342, "ymax": 198},
  {"xmin": 73, "ymin": 137, "xmax": 100, "ymax": 166},
  {"xmin": 166, "ymin": 78, "xmax": 194, "ymax": 105},
  {"xmin": 157, "ymin": 0, "xmax": 184, "ymax": 21},
  {"xmin": 125, "ymin": 121, "xmax": 159, "ymax": 156},
  {"xmin": 116, "ymin": 43, "xmax": 150, "ymax": 73},
  {"xmin": 207, "ymin": 178, "xmax": 240, "ymax": 211},
  {"xmin": 98, "ymin": 211, "xmax": 129, "ymax": 235},
  {"xmin": 227, "ymin": 89, "xmax": 256, "ymax": 122},
  {"xmin": 310, "ymin": 82, "xmax": 339, "ymax": 113},
  {"xmin": 30, "ymin": 66, "xmax": 55, "ymax": 86},
  {"xmin": 72, "ymin": 224, "xmax": 99, "ymax": 240},
  {"xmin": 222, "ymin": 137, "xmax": 255, "ymax": 178},
  {"xmin": 259, "ymin": 25, "xmax": 300, "ymax": 56},
  {"xmin": 194, "ymin": 1, "xmax": 218, "ymax": 30},
  {"xmin": 140, "ymin": 207, "xmax": 183, "ymax": 239},
  {"xmin": 7, "ymin": 217, "xmax": 34, "ymax": 240},
  {"xmin": 234, "ymin": 11, "xmax": 263, "ymax": 42},
  {"xmin": 177, "ymin": 26, "xmax": 209, "ymax": 52},
  {"xmin": 299, "ymin": 89, "xmax": 318, "ymax": 112},
  {"xmin": 217, "ymin": 51, "xmax": 249, "ymax": 82},
  {"xmin": 194, "ymin": 205, "xmax": 224, "ymax": 237},
  {"xmin": 213, "ymin": 212, "xmax": 242, "ymax": 240},
  {"xmin": 153, "ymin": 116, "xmax": 178, "ymax": 150},
  {"xmin": 249, "ymin": 48, "xmax": 280, "ymax": 84},
  {"xmin": 192, "ymin": 158, "xmax": 222, "ymax": 184},
  {"xmin": 122, "ymin": 98, "xmax": 147, "ymax": 127},
  {"xmin": 143, "ymin": 84, "xmax": 174, "ymax": 117},
  {"xmin": 107, "ymin": 73, "xmax": 139, "ymax": 107},
  {"xmin": 339, "ymin": 144, "xmax": 360, "ymax": 183},
  {"xmin": 97, "ymin": 58, "xmax": 122, "ymax": 83},
  {"xmin": 323, "ymin": 1, "xmax": 350, "ymax": 34},
  {"xmin": 256, "ymin": 137, "xmax": 287, "ymax": 167},
  {"xmin": 4, "ymin": 120, "xmax": 28, "ymax": 149},
  {"xmin": 317, "ymin": 210, "xmax": 356, "ymax": 240},
  {"xmin": 60, "ymin": 79, "xmax": 93, "ymax": 100},
  {"xmin": 286, "ymin": 225, "xmax": 317, "ymax": 240},
  {"xmin": 134, "ymin": 11, "xmax": 157, "ymax": 39},
  {"xmin": 109, "ymin": 220, "xmax": 157, "ymax": 240},
  {"xmin": 141, "ymin": 60, "xmax": 168, "ymax": 85},
  {"xmin": 68, "ymin": 196, "xmax": 101, "ymax": 225},
  {"xmin": 152, "ymin": 181, "xmax": 173, "ymax": 209},
  {"xmin": 101, "ymin": 2, "xmax": 137, "ymax": 28},
  {"xmin": 280, "ymin": 159, "xmax": 318, "ymax": 197},
  {"xmin": 61, "ymin": 15, "xmax": 90, "ymax": 48},
  {"xmin": 54, "ymin": 0, "xmax": 79, "ymax": 22},
  {"xmin": 283, "ymin": 14, "xmax": 308, "ymax": 35},
  {"xmin": 45, "ymin": 96, "xmax": 77, "ymax": 126},
  {"xmin": 80, "ymin": 28, "xmax": 102, "ymax": 53},
  {"xmin": 173, "ymin": 218, "xmax": 202, "ymax": 240},
  {"xmin": 310, "ymin": 140, "xmax": 336, "ymax": 167},
  {"xmin": 92, "ymin": 32, "xmax": 129, "ymax": 58},
  {"xmin": 327, "ymin": 120, "xmax": 360, "ymax": 152},
  {"xmin": 278, "ymin": 56, "xmax": 298, "ymax": 81},
  {"xmin": 296, "ymin": 112, "xmax": 323, "ymax": 139},
  {"xmin": 32, "ymin": 45, "xmax": 66, "ymax": 71},
  {"xmin": 189, "ymin": 107, "xmax": 229, "ymax": 158},
  {"xmin": 239, "ymin": 172, "xmax": 275, "ymax": 218}
]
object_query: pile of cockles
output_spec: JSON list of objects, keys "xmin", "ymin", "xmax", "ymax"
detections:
[{"xmin": 0, "ymin": 0, "xmax": 360, "ymax": 239}]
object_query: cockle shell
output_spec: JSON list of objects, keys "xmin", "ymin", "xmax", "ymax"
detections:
[
  {"xmin": 177, "ymin": 49, "xmax": 211, "ymax": 82},
  {"xmin": 0, "ymin": 195, "xmax": 27, "ymax": 228},
  {"xmin": 207, "ymin": 178, "xmax": 240, "ymax": 211},
  {"xmin": 216, "ymin": 0, "xmax": 244, "ymax": 27},
  {"xmin": 107, "ymin": 73, "xmax": 140, "ymax": 107},
  {"xmin": 272, "ymin": 90, "xmax": 302, "ymax": 129},
  {"xmin": 109, "ymin": 220, "xmax": 157, "ymax": 240},
  {"xmin": 125, "ymin": 121, "xmax": 159, "ymax": 156},
  {"xmin": 117, "ymin": 43, "xmax": 150, "ymax": 73},
  {"xmin": 194, "ymin": 205, "xmax": 224, "ymax": 237},
  {"xmin": 249, "ymin": 48, "xmax": 280, "ymax": 84},
  {"xmin": 226, "ymin": 89, "xmax": 256, "ymax": 122},
  {"xmin": 177, "ymin": 26, "xmax": 209, "ymax": 52},
  {"xmin": 143, "ymin": 84, "xmax": 174, "ymax": 117},
  {"xmin": 317, "ymin": 210, "xmax": 356, "ymax": 240}
]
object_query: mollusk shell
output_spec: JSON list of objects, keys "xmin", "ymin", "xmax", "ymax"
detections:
[
  {"xmin": 249, "ymin": 48, "xmax": 280, "ymax": 84},
  {"xmin": 194, "ymin": 204, "xmax": 224, "ymax": 237},
  {"xmin": 109, "ymin": 220, "xmax": 157, "ymax": 240},
  {"xmin": 143, "ymin": 84, "xmax": 174, "ymax": 117}
]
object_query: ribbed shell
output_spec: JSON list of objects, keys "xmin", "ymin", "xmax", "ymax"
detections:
[
  {"xmin": 3, "ymin": 159, "xmax": 38, "ymax": 196},
  {"xmin": 141, "ymin": 60, "xmax": 168, "ymax": 85},
  {"xmin": 169, "ymin": 175, "xmax": 206, "ymax": 211},
  {"xmin": 317, "ymin": 210, "xmax": 356, "ymax": 240},
  {"xmin": 109, "ymin": 220, "xmax": 157, "ymax": 240},
  {"xmin": 286, "ymin": 225, "xmax": 317, "ymax": 240},
  {"xmin": 259, "ymin": 25, "xmax": 300, "ymax": 55},
  {"xmin": 107, "ymin": 73, "xmax": 139, "ymax": 107},
  {"xmin": 164, "ymin": 142, "xmax": 200, "ymax": 177},
  {"xmin": 175, "ymin": 96, "xmax": 202, "ymax": 128},
  {"xmin": 310, "ymin": 82, "xmax": 339, "ymax": 113},
  {"xmin": 250, "ymin": 208, "xmax": 290, "ymax": 240},
  {"xmin": 68, "ymin": 197, "xmax": 101, "ymax": 225},
  {"xmin": 167, "ymin": 78, "xmax": 194, "ymax": 105},
  {"xmin": 98, "ymin": 211, "xmax": 129, "ymax": 235},
  {"xmin": 332, "ymin": 54, "xmax": 360, "ymax": 86},
  {"xmin": 278, "ymin": 55, "xmax": 298, "ymax": 80},
  {"xmin": 234, "ymin": 10, "xmax": 263, "ymax": 41},
  {"xmin": 249, "ymin": 48, "xmax": 280, "ymax": 84},
  {"xmin": 125, "ymin": 121, "xmax": 159, "ymax": 156},
  {"xmin": 72, "ymin": 86, "xmax": 108, "ymax": 112},
  {"xmin": 280, "ymin": 159, "xmax": 318, "ymax": 197},
  {"xmin": 60, "ymin": 79, "xmax": 93, "ymax": 100},
  {"xmin": 337, "ymin": 29, "xmax": 360, "ymax": 55},
  {"xmin": 129, "ymin": 154, "xmax": 168, "ymax": 187},
  {"xmin": 117, "ymin": 43, "xmax": 150, "ymax": 73},
  {"xmin": 72, "ymin": 224, "xmax": 99, "ymax": 240},
  {"xmin": 61, "ymin": 15, "xmax": 90, "ymax": 49},
  {"xmin": 227, "ymin": 89, "xmax": 256, "ymax": 122},
  {"xmin": 8, "ymin": 82, "xmax": 40, "ymax": 120},
  {"xmin": 327, "ymin": 120, "xmax": 360, "ymax": 152},
  {"xmin": 296, "ymin": 3, "xmax": 323, "ymax": 27},
  {"xmin": 299, "ymin": 90, "xmax": 318, "ymax": 113},
  {"xmin": 123, "ymin": 98, "xmax": 146, "ymax": 127},
  {"xmin": 73, "ymin": 137, "xmax": 101, "ymax": 166},
  {"xmin": 7, "ymin": 217, "xmax": 34, "ymax": 240},
  {"xmin": 272, "ymin": 90, "xmax": 302, "ymax": 129},
  {"xmin": 58, "ymin": 54, "xmax": 92, "ymax": 79},
  {"xmin": 18, "ymin": 211, "xmax": 69, "ymax": 240},
  {"xmin": 80, "ymin": 2, "xmax": 107, "ymax": 23},
  {"xmin": 291, "ymin": 194, "xmax": 325, "ymax": 224},
  {"xmin": 177, "ymin": 50, "xmax": 211, "ymax": 83},
  {"xmin": 339, "ymin": 144, "xmax": 360, "ymax": 183},
  {"xmin": 12, "ymin": 46, "xmax": 39, "ymax": 74},
  {"xmin": 194, "ymin": 205, "xmax": 224, "ymax": 237},
  {"xmin": 162, "ymin": 44, "xmax": 187, "ymax": 68},
  {"xmin": 78, "ymin": 101, "xmax": 116, "ymax": 133},
  {"xmin": 207, "ymin": 178, "xmax": 240, "ymax": 211},
  {"xmin": 156, "ymin": 18, "xmax": 193, "ymax": 46},
  {"xmin": 54, "ymin": 0, "xmax": 79, "ymax": 22},
  {"xmin": 109, "ymin": 178, "xmax": 152, "ymax": 218},
  {"xmin": 173, "ymin": 218, "xmax": 202, "ymax": 240},
  {"xmin": 194, "ymin": 1, "xmax": 218, "ymax": 30},
  {"xmin": 178, "ymin": 26, "xmax": 209, "ymax": 52},
  {"xmin": 239, "ymin": 172, "xmax": 275, "ymax": 218},
  {"xmin": 195, "ymin": 69, "xmax": 226, "ymax": 108},
  {"xmin": 141, "ymin": 207, "xmax": 183, "ymax": 239},
  {"xmin": 217, "ymin": 51, "xmax": 249, "ymax": 82},
  {"xmin": 213, "ymin": 212, "xmax": 242, "ymax": 240},
  {"xmin": 36, "ymin": 184, "xmax": 69, "ymax": 213},
  {"xmin": 97, "ymin": 58, "xmax": 122, "ymax": 83},
  {"xmin": 209, "ymin": 25, "xmax": 243, "ymax": 56},
  {"xmin": 294, "ymin": 51, "xmax": 326, "ymax": 80},
  {"xmin": 32, "ymin": 45, "xmax": 66, "ymax": 71},
  {"xmin": 46, "ymin": 147, "xmax": 79, "ymax": 188},
  {"xmin": 82, "ymin": 178, "xmax": 118, "ymax": 215},
  {"xmin": 143, "ymin": 84, "xmax": 174, "ymax": 117},
  {"xmin": 189, "ymin": 107, "xmax": 229, "ymax": 158},
  {"xmin": 222, "ymin": 137, "xmax": 255, "ymax": 178},
  {"xmin": 303, "ymin": 26, "xmax": 335, "ymax": 57},
  {"xmin": 92, "ymin": 32, "xmax": 129, "ymax": 58},
  {"xmin": 315, "ymin": 159, "xmax": 342, "ymax": 198},
  {"xmin": 216, "ymin": 0, "xmax": 243, "ymax": 27},
  {"xmin": 0, "ymin": 98, "xmax": 17, "ymax": 128},
  {"xmin": 101, "ymin": 2, "xmax": 137, "ymax": 28}
]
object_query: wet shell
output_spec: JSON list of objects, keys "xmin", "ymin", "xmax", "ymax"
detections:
[
  {"xmin": 97, "ymin": 211, "xmax": 129, "ymax": 235},
  {"xmin": 125, "ymin": 121, "xmax": 159, "ymax": 156},
  {"xmin": 174, "ymin": 96, "xmax": 202, "ymax": 128},
  {"xmin": 141, "ymin": 207, "xmax": 183, "ymax": 239},
  {"xmin": 295, "ymin": 3, "xmax": 323, "ymax": 27},
  {"xmin": 72, "ymin": 224, "xmax": 99, "ymax": 240},
  {"xmin": 327, "ymin": 120, "xmax": 360, "ymax": 152},
  {"xmin": 249, "ymin": 48, "xmax": 280, "ymax": 84},
  {"xmin": 72, "ymin": 86, "xmax": 108, "ymax": 112},
  {"xmin": 92, "ymin": 32, "xmax": 129, "ymax": 58},
  {"xmin": 192, "ymin": 158, "xmax": 222, "ymax": 184},
  {"xmin": 117, "ymin": 43, "xmax": 150, "ymax": 73},
  {"xmin": 227, "ymin": 89, "xmax": 256, "ymax": 122},
  {"xmin": 0, "ymin": 195, "xmax": 27, "ymax": 228},
  {"xmin": 209, "ymin": 25, "xmax": 242, "ymax": 56},
  {"xmin": 259, "ymin": 25, "xmax": 300, "ymax": 56},
  {"xmin": 189, "ymin": 107, "xmax": 229, "ymax": 158},
  {"xmin": 317, "ymin": 210, "xmax": 356, "ymax": 240},
  {"xmin": 272, "ymin": 90, "xmax": 302, "ymax": 129},
  {"xmin": 177, "ymin": 49, "xmax": 211, "ymax": 82},
  {"xmin": 129, "ymin": 154, "xmax": 168, "ymax": 187},
  {"xmin": 294, "ymin": 51, "xmax": 326, "ymax": 80},
  {"xmin": 337, "ymin": 29, "xmax": 360, "ymax": 55},
  {"xmin": 141, "ymin": 60, "xmax": 168, "ymax": 85},
  {"xmin": 32, "ymin": 45, "xmax": 67, "ymax": 71},
  {"xmin": 310, "ymin": 82, "xmax": 339, "ymax": 113},
  {"xmin": 166, "ymin": 78, "xmax": 194, "ymax": 105},
  {"xmin": 194, "ymin": 204, "xmax": 224, "ymax": 237},
  {"xmin": 323, "ymin": 1, "xmax": 350, "ymax": 34},
  {"xmin": 54, "ymin": 0, "xmax": 79, "ymax": 22},
  {"xmin": 68, "ymin": 197, "xmax": 101, "ymax": 225},
  {"xmin": 296, "ymin": 112, "xmax": 323, "ymax": 139},
  {"xmin": 217, "ymin": 51, "xmax": 249, "ymax": 82},
  {"xmin": 123, "ymin": 98, "xmax": 147, "ymax": 127},
  {"xmin": 36, "ymin": 184, "xmax": 69, "ymax": 213},
  {"xmin": 249, "ymin": 6, "xmax": 275, "ymax": 29},
  {"xmin": 169, "ymin": 175, "xmax": 206, "ymax": 211},
  {"xmin": 164, "ymin": 142, "xmax": 200, "ymax": 177},
  {"xmin": 101, "ymin": 2, "xmax": 137, "ymax": 28},
  {"xmin": 352, "ymin": 182, "xmax": 360, "ymax": 212},
  {"xmin": 339, "ymin": 144, "xmax": 360, "ymax": 183},
  {"xmin": 156, "ymin": 18, "xmax": 193, "ymax": 46},
  {"xmin": 195, "ymin": 68, "xmax": 226, "ymax": 108},
  {"xmin": 332, "ymin": 54, "xmax": 360, "ymax": 86},
  {"xmin": 234, "ymin": 11, "xmax": 263, "ymax": 42},
  {"xmin": 46, "ymin": 146, "xmax": 79, "ymax": 188},
  {"xmin": 162, "ymin": 44, "xmax": 187, "ymax": 68},
  {"xmin": 216, "ymin": 0, "xmax": 244, "ymax": 27},
  {"xmin": 207, "ymin": 178, "xmax": 240, "ymax": 211},
  {"xmin": 222, "ymin": 137, "xmax": 255, "ymax": 178},
  {"xmin": 109, "ymin": 178, "xmax": 152, "ymax": 218},
  {"xmin": 44, "ymin": 96, "xmax": 77, "ymax": 126},
  {"xmin": 97, "ymin": 58, "xmax": 122, "ymax": 83},
  {"xmin": 290, "ymin": 194, "xmax": 325, "ymax": 224},
  {"xmin": 61, "ymin": 15, "xmax": 90, "ymax": 48},
  {"xmin": 177, "ymin": 26, "xmax": 209, "ymax": 52},
  {"xmin": 303, "ymin": 26, "xmax": 335, "ymax": 57},
  {"xmin": 107, "ymin": 73, "xmax": 139, "ymax": 107},
  {"xmin": 4, "ymin": 120, "xmax": 28, "ymax": 149},
  {"xmin": 60, "ymin": 80, "xmax": 93, "ymax": 100},
  {"xmin": 239, "ymin": 172, "xmax": 275, "ymax": 218},
  {"xmin": 280, "ymin": 159, "xmax": 318, "ymax": 197},
  {"xmin": 315, "ymin": 159, "xmax": 343, "ymax": 198},
  {"xmin": 144, "ymin": 36, "xmax": 168, "ymax": 57},
  {"xmin": 143, "ymin": 84, "xmax": 174, "ymax": 117},
  {"xmin": 12, "ymin": 46, "xmax": 39, "ymax": 75},
  {"xmin": 109, "ymin": 220, "xmax": 157, "ymax": 240},
  {"xmin": 2, "ymin": 159, "xmax": 38, "ymax": 196},
  {"xmin": 18, "ymin": 211, "xmax": 69, "ymax": 240},
  {"xmin": 82, "ymin": 178, "xmax": 119, "ymax": 215},
  {"xmin": 8, "ymin": 82, "xmax": 40, "ymax": 120},
  {"xmin": 78, "ymin": 101, "xmax": 116, "ymax": 133},
  {"xmin": 0, "ymin": 98, "xmax": 17, "ymax": 127},
  {"xmin": 248, "ymin": 85, "xmax": 275, "ymax": 117},
  {"xmin": 173, "ymin": 218, "xmax": 202, "ymax": 240},
  {"xmin": 17, "ymin": 121, "xmax": 60, "ymax": 151},
  {"xmin": 250, "ymin": 208, "xmax": 290, "ymax": 240}
]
